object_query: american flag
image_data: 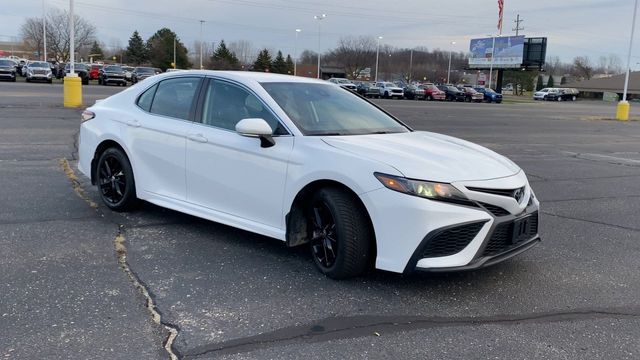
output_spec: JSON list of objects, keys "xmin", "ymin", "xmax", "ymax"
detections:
[{"xmin": 497, "ymin": 0, "xmax": 504, "ymax": 33}]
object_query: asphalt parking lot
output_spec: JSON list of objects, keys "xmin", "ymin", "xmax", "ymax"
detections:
[{"xmin": 2, "ymin": 81, "xmax": 640, "ymax": 359}]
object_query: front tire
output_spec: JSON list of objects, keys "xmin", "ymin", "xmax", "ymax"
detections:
[
  {"xmin": 307, "ymin": 188, "xmax": 373, "ymax": 279},
  {"xmin": 96, "ymin": 147, "xmax": 138, "ymax": 212}
]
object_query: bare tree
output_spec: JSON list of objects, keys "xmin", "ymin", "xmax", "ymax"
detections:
[
  {"xmin": 22, "ymin": 9, "xmax": 96, "ymax": 62},
  {"xmin": 572, "ymin": 56, "xmax": 594, "ymax": 80},
  {"xmin": 20, "ymin": 18, "xmax": 45, "ymax": 59},
  {"xmin": 326, "ymin": 36, "xmax": 376, "ymax": 78},
  {"xmin": 228, "ymin": 40, "xmax": 255, "ymax": 65}
]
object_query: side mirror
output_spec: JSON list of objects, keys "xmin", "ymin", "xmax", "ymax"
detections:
[{"xmin": 235, "ymin": 118, "xmax": 275, "ymax": 148}]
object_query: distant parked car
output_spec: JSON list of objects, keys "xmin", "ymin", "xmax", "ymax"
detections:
[
  {"xmin": 356, "ymin": 82, "xmax": 380, "ymax": 98},
  {"xmin": 327, "ymin": 78, "xmax": 357, "ymax": 91},
  {"xmin": 131, "ymin": 67, "xmax": 157, "ymax": 83},
  {"xmin": 122, "ymin": 66, "xmax": 134, "ymax": 81},
  {"xmin": 437, "ymin": 85, "xmax": 465, "ymax": 102},
  {"xmin": 474, "ymin": 87, "xmax": 503, "ymax": 103},
  {"xmin": 404, "ymin": 84, "xmax": 426, "ymax": 100},
  {"xmin": 0, "ymin": 59, "xmax": 17, "ymax": 82},
  {"xmin": 89, "ymin": 64, "xmax": 103, "ymax": 80},
  {"xmin": 98, "ymin": 65, "xmax": 127, "ymax": 86},
  {"xmin": 25, "ymin": 61, "xmax": 53, "ymax": 83},
  {"xmin": 458, "ymin": 87, "xmax": 484, "ymax": 102},
  {"xmin": 376, "ymin": 82, "xmax": 404, "ymax": 99},
  {"xmin": 419, "ymin": 83, "xmax": 446, "ymax": 101},
  {"xmin": 533, "ymin": 88, "xmax": 554, "ymax": 100},
  {"xmin": 63, "ymin": 63, "xmax": 90, "ymax": 85},
  {"xmin": 545, "ymin": 88, "xmax": 579, "ymax": 101}
]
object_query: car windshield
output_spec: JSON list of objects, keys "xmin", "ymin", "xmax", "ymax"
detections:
[
  {"xmin": 0, "ymin": 60, "xmax": 15, "ymax": 66},
  {"xmin": 65, "ymin": 63, "xmax": 86, "ymax": 70},
  {"xmin": 337, "ymin": 79, "xmax": 350, "ymax": 84},
  {"xmin": 30, "ymin": 62, "xmax": 49, "ymax": 68},
  {"xmin": 261, "ymin": 82, "xmax": 410, "ymax": 136},
  {"xmin": 137, "ymin": 67, "xmax": 155, "ymax": 73},
  {"xmin": 383, "ymin": 82, "xmax": 396, "ymax": 87},
  {"xmin": 105, "ymin": 66, "xmax": 123, "ymax": 72},
  {"xmin": 446, "ymin": 86, "xmax": 459, "ymax": 92}
]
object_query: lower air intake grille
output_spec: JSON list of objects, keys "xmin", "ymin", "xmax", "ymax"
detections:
[
  {"xmin": 482, "ymin": 212, "xmax": 539, "ymax": 256},
  {"xmin": 479, "ymin": 202, "xmax": 511, "ymax": 217},
  {"xmin": 422, "ymin": 222, "xmax": 486, "ymax": 258}
]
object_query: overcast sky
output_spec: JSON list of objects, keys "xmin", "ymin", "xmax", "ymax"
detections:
[{"xmin": 1, "ymin": 0, "xmax": 638, "ymax": 65}]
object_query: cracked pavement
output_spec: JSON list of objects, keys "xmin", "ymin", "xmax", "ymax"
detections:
[{"xmin": 1, "ymin": 83, "xmax": 640, "ymax": 359}]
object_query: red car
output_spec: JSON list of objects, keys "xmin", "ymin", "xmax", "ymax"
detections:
[
  {"xmin": 420, "ymin": 83, "xmax": 446, "ymax": 101},
  {"xmin": 89, "ymin": 64, "xmax": 103, "ymax": 80}
]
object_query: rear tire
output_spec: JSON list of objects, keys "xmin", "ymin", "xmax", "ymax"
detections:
[
  {"xmin": 96, "ymin": 147, "xmax": 138, "ymax": 212},
  {"xmin": 307, "ymin": 188, "xmax": 373, "ymax": 279}
]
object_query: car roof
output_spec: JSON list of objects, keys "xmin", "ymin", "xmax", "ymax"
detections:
[{"xmin": 150, "ymin": 70, "xmax": 331, "ymax": 85}]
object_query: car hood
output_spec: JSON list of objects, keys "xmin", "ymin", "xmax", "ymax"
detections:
[{"xmin": 322, "ymin": 131, "xmax": 520, "ymax": 182}]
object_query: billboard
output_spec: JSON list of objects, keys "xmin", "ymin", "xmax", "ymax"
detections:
[{"xmin": 469, "ymin": 36, "xmax": 525, "ymax": 69}]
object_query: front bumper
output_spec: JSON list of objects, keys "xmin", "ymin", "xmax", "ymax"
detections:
[
  {"xmin": 104, "ymin": 76, "xmax": 126, "ymax": 83},
  {"xmin": 360, "ymin": 171, "xmax": 540, "ymax": 274}
]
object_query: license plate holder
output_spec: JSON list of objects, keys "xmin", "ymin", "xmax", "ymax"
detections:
[{"xmin": 512, "ymin": 215, "xmax": 532, "ymax": 244}]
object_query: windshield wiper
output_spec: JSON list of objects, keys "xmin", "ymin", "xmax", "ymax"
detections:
[{"xmin": 308, "ymin": 132, "xmax": 343, "ymax": 136}]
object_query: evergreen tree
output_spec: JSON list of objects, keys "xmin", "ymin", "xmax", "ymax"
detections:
[
  {"xmin": 285, "ymin": 54, "xmax": 294, "ymax": 75},
  {"xmin": 271, "ymin": 51, "xmax": 287, "ymax": 74},
  {"xmin": 210, "ymin": 40, "xmax": 240, "ymax": 70},
  {"xmin": 89, "ymin": 41, "xmax": 104, "ymax": 61},
  {"xmin": 535, "ymin": 75, "xmax": 544, "ymax": 91},
  {"xmin": 147, "ymin": 28, "xmax": 191, "ymax": 71},
  {"xmin": 253, "ymin": 49, "xmax": 272, "ymax": 72},
  {"xmin": 560, "ymin": 76, "xmax": 567, "ymax": 85},
  {"xmin": 126, "ymin": 31, "xmax": 149, "ymax": 65},
  {"xmin": 546, "ymin": 75, "xmax": 555, "ymax": 87}
]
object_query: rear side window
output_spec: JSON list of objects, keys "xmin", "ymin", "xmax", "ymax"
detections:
[
  {"xmin": 137, "ymin": 84, "xmax": 157, "ymax": 112},
  {"xmin": 149, "ymin": 77, "xmax": 201, "ymax": 120}
]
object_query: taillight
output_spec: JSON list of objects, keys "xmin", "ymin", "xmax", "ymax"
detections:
[{"xmin": 81, "ymin": 110, "xmax": 95, "ymax": 122}]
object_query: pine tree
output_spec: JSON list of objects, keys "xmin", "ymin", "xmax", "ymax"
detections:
[
  {"xmin": 536, "ymin": 75, "xmax": 544, "ymax": 91},
  {"xmin": 285, "ymin": 54, "xmax": 294, "ymax": 75},
  {"xmin": 253, "ymin": 49, "xmax": 272, "ymax": 72},
  {"xmin": 126, "ymin": 31, "xmax": 149, "ymax": 65},
  {"xmin": 147, "ymin": 28, "xmax": 191, "ymax": 71},
  {"xmin": 210, "ymin": 40, "xmax": 240, "ymax": 70},
  {"xmin": 89, "ymin": 41, "xmax": 104, "ymax": 61},
  {"xmin": 546, "ymin": 75, "xmax": 555, "ymax": 87},
  {"xmin": 560, "ymin": 76, "xmax": 567, "ymax": 85},
  {"xmin": 271, "ymin": 51, "xmax": 287, "ymax": 74}
]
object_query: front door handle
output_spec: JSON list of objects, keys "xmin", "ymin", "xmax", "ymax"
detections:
[
  {"xmin": 126, "ymin": 119, "xmax": 141, "ymax": 127},
  {"xmin": 187, "ymin": 133, "xmax": 208, "ymax": 143}
]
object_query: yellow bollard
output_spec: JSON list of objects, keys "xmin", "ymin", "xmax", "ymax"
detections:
[
  {"xmin": 616, "ymin": 100, "xmax": 630, "ymax": 121},
  {"xmin": 63, "ymin": 75, "xmax": 83, "ymax": 108}
]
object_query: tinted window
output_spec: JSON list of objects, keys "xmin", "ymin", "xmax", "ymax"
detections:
[
  {"xmin": 105, "ymin": 65, "xmax": 123, "ymax": 72},
  {"xmin": 149, "ymin": 77, "xmax": 201, "ymax": 120},
  {"xmin": 261, "ymin": 82, "xmax": 410, "ymax": 136},
  {"xmin": 0, "ymin": 60, "xmax": 14, "ymax": 66},
  {"xmin": 137, "ymin": 84, "xmax": 157, "ymax": 112},
  {"xmin": 201, "ymin": 80, "xmax": 287, "ymax": 134}
]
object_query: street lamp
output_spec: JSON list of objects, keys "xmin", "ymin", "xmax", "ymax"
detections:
[
  {"xmin": 375, "ymin": 36, "xmax": 382, "ymax": 82},
  {"xmin": 617, "ymin": 0, "xmax": 639, "ymax": 121},
  {"xmin": 42, "ymin": 0, "xmax": 47, "ymax": 61},
  {"xmin": 294, "ymin": 29, "xmax": 301, "ymax": 76},
  {"xmin": 199, "ymin": 20, "xmax": 205, "ymax": 70},
  {"xmin": 487, "ymin": 34, "xmax": 498, "ymax": 89},
  {"xmin": 314, "ymin": 14, "xmax": 327, "ymax": 79},
  {"xmin": 447, "ymin": 41, "xmax": 456, "ymax": 84}
]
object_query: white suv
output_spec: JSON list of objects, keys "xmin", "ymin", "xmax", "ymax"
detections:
[
  {"xmin": 327, "ymin": 78, "xmax": 357, "ymax": 91},
  {"xmin": 376, "ymin": 82, "xmax": 404, "ymax": 99}
]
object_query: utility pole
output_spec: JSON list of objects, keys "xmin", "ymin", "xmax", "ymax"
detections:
[
  {"xmin": 513, "ymin": 14, "xmax": 524, "ymax": 36},
  {"xmin": 375, "ymin": 36, "xmax": 382, "ymax": 82},
  {"xmin": 42, "ymin": 0, "xmax": 47, "ymax": 61},
  {"xmin": 199, "ymin": 20, "xmax": 205, "ymax": 69},
  {"xmin": 294, "ymin": 29, "xmax": 301, "ymax": 76},
  {"xmin": 408, "ymin": 48, "xmax": 413, "ymax": 83},
  {"xmin": 173, "ymin": 36, "xmax": 176, "ymax": 69},
  {"xmin": 314, "ymin": 14, "xmax": 327, "ymax": 79}
]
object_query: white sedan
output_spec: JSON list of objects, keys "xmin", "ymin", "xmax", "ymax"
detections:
[{"xmin": 78, "ymin": 71, "xmax": 540, "ymax": 279}]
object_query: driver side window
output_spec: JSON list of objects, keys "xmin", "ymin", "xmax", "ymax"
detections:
[{"xmin": 200, "ymin": 80, "xmax": 288, "ymax": 135}]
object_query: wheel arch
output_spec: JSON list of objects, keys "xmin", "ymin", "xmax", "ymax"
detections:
[
  {"xmin": 90, "ymin": 139, "xmax": 132, "ymax": 185},
  {"xmin": 285, "ymin": 179, "xmax": 377, "ymax": 261}
]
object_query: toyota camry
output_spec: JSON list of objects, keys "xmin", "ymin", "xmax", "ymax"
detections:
[{"xmin": 78, "ymin": 71, "xmax": 540, "ymax": 279}]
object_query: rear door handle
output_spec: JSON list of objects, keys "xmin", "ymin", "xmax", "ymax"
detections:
[{"xmin": 187, "ymin": 133, "xmax": 208, "ymax": 143}]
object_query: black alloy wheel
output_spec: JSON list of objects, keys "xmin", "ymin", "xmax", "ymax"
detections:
[
  {"xmin": 96, "ymin": 147, "xmax": 138, "ymax": 211},
  {"xmin": 307, "ymin": 188, "xmax": 372, "ymax": 279}
]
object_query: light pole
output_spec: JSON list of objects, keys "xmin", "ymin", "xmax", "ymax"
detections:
[
  {"xmin": 375, "ymin": 36, "xmax": 382, "ymax": 82},
  {"xmin": 69, "ymin": 0, "xmax": 75, "ymax": 75},
  {"xmin": 42, "ymin": 0, "xmax": 47, "ymax": 61},
  {"xmin": 447, "ymin": 41, "xmax": 456, "ymax": 84},
  {"xmin": 314, "ymin": 14, "xmax": 326, "ymax": 79},
  {"xmin": 408, "ymin": 48, "xmax": 413, "ymax": 83},
  {"xmin": 199, "ymin": 20, "xmax": 205, "ymax": 69},
  {"xmin": 488, "ymin": 35, "xmax": 497, "ymax": 89},
  {"xmin": 173, "ymin": 36, "xmax": 176, "ymax": 69},
  {"xmin": 617, "ymin": 0, "xmax": 639, "ymax": 121},
  {"xmin": 294, "ymin": 29, "xmax": 301, "ymax": 76}
]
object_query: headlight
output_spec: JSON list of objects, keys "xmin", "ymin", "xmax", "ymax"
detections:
[{"xmin": 374, "ymin": 173, "xmax": 469, "ymax": 204}]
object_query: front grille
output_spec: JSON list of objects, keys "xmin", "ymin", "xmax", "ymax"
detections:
[
  {"xmin": 479, "ymin": 202, "xmax": 510, "ymax": 217},
  {"xmin": 468, "ymin": 186, "xmax": 521, "ymax": 197},
  {"xmin": 422, "ymin": 221, "xmax": 486, "ymax": 258},
  {"xmin": 482, "ymin": 212, "xmax": 539, "ymax": 256}
]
